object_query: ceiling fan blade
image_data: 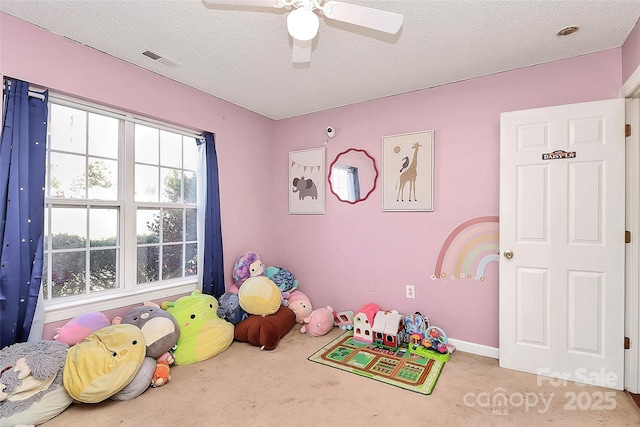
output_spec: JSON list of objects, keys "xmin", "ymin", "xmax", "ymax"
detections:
[
  {"xmin": 202, "ymin": 0, "xmax": 280, "ymax": 7},
  {"xmin": 292, "ymin": 38, "xmax": 312, "ymax": 63},
  {"xmin": 322, "ymin": 1, "xmax": 403, "ymax": 34}
]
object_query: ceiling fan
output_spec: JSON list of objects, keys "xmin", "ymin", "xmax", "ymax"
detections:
[{"xmin": 202, "ymin": 0, "xmax": 403, "ymax": 63}]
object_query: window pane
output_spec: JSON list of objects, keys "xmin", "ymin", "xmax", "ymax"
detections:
[
  {"xmin": 185, "ymin": 209, "xmax": 197, "ymax": 241},
  {"xmin": 135, "ymin": 164, "xmax": 159, "ymax": 202},
  {"xmin": 88, "ymin": 158, "xmax": 118, "ymax": 200},
  {"xmin": 42, "ymin": 258, "xmax": 49, "ymax": 300},
  {"xmin": 90, "ymin": 249, "xmax": 117, "ymax": 291},
  {"xmin": 184, "ymin": 171, "xmax": 197, "ymax": 204},
  {"xmin": 49, "ymin": 104, "xmax": 86, "ymax": 154},
  {"xmin": 183, "ymin": 138, "xmax": 198, "ymax": 171},
  {"xmin": 88, "ymin": 113, "xmax": 118, "ymax": 159},
  {"xmin": 49, "ymin": 152, "xmax": 86, "ymax": 198},
  {"xmin": 137, "ymin": 246, "xmax": 159, "ymax": 284},
  {"xmin": 135, "ymin": 124, "xmax": 159, "ymax": 164},
  {"xmin": 161, "ymin": 168, "xmax": 181, "ymax": 203},
  {"xmin": 163, "ymin": 209, "xmax": 183, "ymax": 243},
  {"xmin": 90, "ymin": 208, "xmax": 118, "ymax": 247},
  {"xmin": 46, "ymin": 100, "xmax": 201, "ymax": 303},
  {"xmin": 185, "ymin": 243, "xmax": 197, "ymax": 277},
  {"xmin": 43, "ymin": 207, "xmax": 50, "ymax": 248},
  {"xmin": 160, "ymin": 131, "xmax": 182, "ymax": 168},
  {"xmin": 51, "ymin": 251, "xmax": 86, "ymax": 298},
  {"xmin": 51, "ymin": 207, "xmax": 86, "ymax": 249},
  {"xmin": 137, "ymin": 209, "xmax": 160, "ymax": 244},
  {"xmin": 162, "ymin": 244, "xmax": 183, "ymax": 280},
  {"xmin": 331, "ymin": 166, "xmax": 349, "ymax": 200}
]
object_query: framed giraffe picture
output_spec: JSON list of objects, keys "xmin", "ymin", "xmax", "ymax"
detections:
[{"xmin": 382, "ymin": 130, "xmax": 434, "ymax": 212}]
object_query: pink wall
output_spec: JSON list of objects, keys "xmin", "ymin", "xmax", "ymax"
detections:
[
  {"xmin": 623, "ymin": 17, "xmax": 640, "ymax": 83},
  {"xmin": 274, "ymin": 49, "xmax": 623, "ymax": 348},
  {"xmin": 0, "ymin": 13, "xmax": 278, "ymax": 330},
  {"xmin": 1, "ymin": 13, "xmax": 626, "ymax": 348}
]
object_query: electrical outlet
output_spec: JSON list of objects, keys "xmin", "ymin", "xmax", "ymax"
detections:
[{"xmin": 406, "ymin": 284, "xmax": 415, "ymax": 299}]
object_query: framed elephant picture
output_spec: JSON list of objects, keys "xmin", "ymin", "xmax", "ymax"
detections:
[
  {"xmin": 289, "ymin": 147, "xmax": 325, "ymax": 214},
  {"xmin": 382, "ymin": 130, "xmax": 434, "ymax": 212}
]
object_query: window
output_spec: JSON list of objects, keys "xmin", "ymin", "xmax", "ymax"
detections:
[
  {"xmin": 330, "ymin": 165, "xmax": 360, "ymax": 202},
  {"xmin": 42, "ymin": 99, "xmax": 200, "ymax": 316}
]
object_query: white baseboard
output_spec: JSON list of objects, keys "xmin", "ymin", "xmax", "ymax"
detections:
[{"xmin": 449, "ymin": 338, "xmax": 499, "ymax": 359}]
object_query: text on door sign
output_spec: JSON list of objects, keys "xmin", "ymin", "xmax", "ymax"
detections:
[{"xmin": 542, "ymin": 150, "xmax": 576, "ymax": 160}]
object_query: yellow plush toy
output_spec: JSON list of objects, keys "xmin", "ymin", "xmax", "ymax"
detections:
[
  {"xmin": 63, "ymin": 324, "xmax": 146, "ymax": 403},
  {"xmin": 238, "ymin": 276, "xmax": 282, "ymax": 316}
]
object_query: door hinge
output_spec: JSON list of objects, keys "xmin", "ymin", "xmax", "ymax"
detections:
[
  {"xmin": 626, "ymin": 124, "xmax": 632, "ymax": 137},
  {"xmin": 626, "ymin": 230, "xmax": 631, "ymax": 243},
  {"xmin": 625, "ymin": 336, "xmax": 631, "ymax": 350}
]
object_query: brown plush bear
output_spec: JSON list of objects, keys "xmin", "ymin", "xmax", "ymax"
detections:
[{"xmin": 234, "ymin": 305, "xmax": 296, "ymax": 350}]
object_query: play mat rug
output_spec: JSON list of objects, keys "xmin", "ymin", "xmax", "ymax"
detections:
[{"xmin": 308, "ymin": 331, "xmax": 447, "ymax": 395}]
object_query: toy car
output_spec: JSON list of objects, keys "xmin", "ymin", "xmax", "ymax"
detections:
[{"xmin": 333, "ymin": 310, "xmax": 354, "ymax": 331}]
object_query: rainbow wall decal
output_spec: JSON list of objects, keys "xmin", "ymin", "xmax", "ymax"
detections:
[{"xmin": 432, "ymin": 216, "xmax": 499, "ymax": 281}]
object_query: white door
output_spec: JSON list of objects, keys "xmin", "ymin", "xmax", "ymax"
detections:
[
  {"xmin": 625, "ymin": 98, "xmax": 640, "ymax": 393},
  {"xmin": 499, "ymin": 98, "xmax": 626, "ymax": 389}
]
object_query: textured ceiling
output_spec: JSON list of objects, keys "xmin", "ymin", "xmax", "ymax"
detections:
[{"xmin": 1, "ymin": 0, "xmax": 640, "ymax": 120}]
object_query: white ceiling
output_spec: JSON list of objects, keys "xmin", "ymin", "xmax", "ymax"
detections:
[{"xmin": 2, "ymin": 0, "xmax": 640, "ymax": 120}]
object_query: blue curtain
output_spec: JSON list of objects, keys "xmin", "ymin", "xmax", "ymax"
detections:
[
  {"xmin": 197, "ymin": 132, "xmax": 225, "ymax": 298},
  {"xmin": 347, "ymin": 167, "xmax": 360, "ymax": 201},
  {"xmin": 0, "ymin": 79, "xmax": 48, "ymax": 349}
]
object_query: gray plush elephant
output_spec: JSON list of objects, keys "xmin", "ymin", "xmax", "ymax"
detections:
[{"xmin": 292, "ymin": 177, "xmax": 318, "ymax": 200}]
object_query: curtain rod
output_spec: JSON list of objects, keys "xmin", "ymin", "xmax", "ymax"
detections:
[
  {"xmin": 3, "ymin": 78, "xmax": 47, "ymax": 101},
  {"xmin": 4, "ymin": 77, "xmax": 205, "ymax": 139},
  {"xmin": 50, "ymin": 92, "xmax": 204, "ymax": 140}
]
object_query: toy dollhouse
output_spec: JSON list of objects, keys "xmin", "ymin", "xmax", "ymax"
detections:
[
  {"xmin": 353, "ymin": 303, "xmax": 380, "ymax": 343},
  {"xmin": 371, "ymin": 309, "xmax": 405, "ymax": 349}
]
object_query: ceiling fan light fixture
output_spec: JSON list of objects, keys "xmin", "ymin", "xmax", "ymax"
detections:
[{"xmin": 287, "ymin": 7, "xmax": 319, "ymax": 41}]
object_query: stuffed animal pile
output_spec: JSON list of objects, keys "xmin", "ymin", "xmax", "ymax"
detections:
[
  {"xmin": 0, "ymin": 250, "xmax": 335, "ymax": 425},
  {"xmin": 0, "ymin": 291, "xmax": 236, "ymax": 425},
  {"xmin": 225, "ymin": 250, "xmax": 335, "ymax": 350},
  {"xmin": 227, "ymin": 251, "xmax": 298, "ymax": 349}
]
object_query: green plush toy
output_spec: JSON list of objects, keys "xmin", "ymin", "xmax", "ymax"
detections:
[{"xmin": 162, "ymin": 291, "xmax": 234, "ymax": 365}]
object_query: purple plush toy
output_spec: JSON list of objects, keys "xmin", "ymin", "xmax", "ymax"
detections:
[
  {"xmin": 232, "ymin": 251, "xmax": 265, "ymax": 287},
  {"xmin": 54, "ymin": 311, "xmax": 111, "ymax": 345}
]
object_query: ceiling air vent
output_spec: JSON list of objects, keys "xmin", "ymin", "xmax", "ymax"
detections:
[{"xmin": 142, "ymin": 50, "xmax": 180, "ymax": 68}]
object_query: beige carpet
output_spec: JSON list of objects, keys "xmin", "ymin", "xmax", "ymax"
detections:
[{"xmin": 42, "ymin": 327, "xmax": 640, "ymax": 427}]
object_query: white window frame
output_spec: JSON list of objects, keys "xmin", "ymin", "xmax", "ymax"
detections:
[{"xmin": 43, "ymin": 94, "xmax": 202, "ymax": 323}]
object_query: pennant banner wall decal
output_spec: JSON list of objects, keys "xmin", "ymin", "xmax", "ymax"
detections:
[{"xmin": 290, "ymin": 160, "xmax": 322, "ymax": 173}]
